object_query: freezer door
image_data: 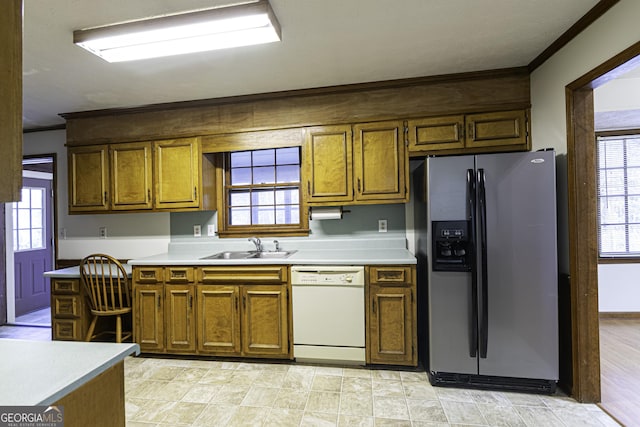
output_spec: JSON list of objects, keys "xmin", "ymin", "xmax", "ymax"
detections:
[
  {"xmin": 426, "ymin": 156, "xmax": 478, "ymax": 375},
  {"xmin": 475, "ymin": 151, "xmax": 558, "ymax": 380}
]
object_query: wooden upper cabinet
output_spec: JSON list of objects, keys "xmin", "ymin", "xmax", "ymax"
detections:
[
  {"xmin": 68, "ymin": 145, "xmax": 110, "ymax": 212},
  {"xmin": 353, "ymin": 120, "xmax": 407, "ymax": 203},
  {"xmin": 407, "ymin": 115, "xmax": 465, "ymax": 152},
  {"xmin": 304, "ymin": 125, "xmax": 353, "ymax": 204},
  {"xmin": 111, "ymin": 141, "xmax": 152, "ymax": 210},
  {"xmin": 154, "ymin": 137, "xmax": 201, "ymax": 209},
  {"xmin": 408, "ymin": 110, "xmax": 529, "ymax": 156},
  {"xmin": 465, "ymin": 110, "xmax": 528, "ymax": 149}
]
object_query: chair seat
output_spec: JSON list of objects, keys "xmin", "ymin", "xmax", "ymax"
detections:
[{"xmin": 91, "ymin": 307, "xmax": 132, "ymax": 316}]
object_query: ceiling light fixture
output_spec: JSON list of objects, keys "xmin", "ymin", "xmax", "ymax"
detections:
[{"xmin": 73, "ymin": 0, "xmax": 281, "ymax": 63}]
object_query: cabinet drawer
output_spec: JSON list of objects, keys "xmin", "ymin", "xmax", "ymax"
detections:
[
  {"xmin": 198, "ymin": 266, "xmax": 288, "ymax": 283},
  {"xmin": 165, "ymin": 267, "xmax": 195, "ymax": 283},
  {"xmin": 369, "ymin": 266, "xmax": 412, "ymax": 285},
  {"xmin": 52, "ymin": 279, "xmax": 80, "ymax": 294},
  {"xmin": 53, "ymin": 295, "xmax": 82, "ymax": 318},
  {"xmin": 134, "ymin": 267, "xmax": 164, "ymax": 283},
  {"xmin": 53, "ymin": 319, "xmax": 83, "ymax": 341}
]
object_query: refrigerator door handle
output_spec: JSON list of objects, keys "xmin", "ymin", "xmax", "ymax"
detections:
[
  {"xmin": 478, "ymin": 168, "xmax": 489, "ymax": 358},
  {"xmin": 467, "ymin": 168, "xmax": 478, "ymax": 358}
]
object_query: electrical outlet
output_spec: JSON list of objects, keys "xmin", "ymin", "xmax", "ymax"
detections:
[
  {"xmin": 193, "ymin": 225, "xmax": 202, "ymax": 237},
  {"xmin": 378, "ymin": 219, "xmax": 388, "ymax": 233},
  {"xmin": 99, "ymin": 226, "xmax": 107, "ymax": 239},
  {"xmin": 207, "ymin": 224, "xmax": 216, "ymax": 236}
]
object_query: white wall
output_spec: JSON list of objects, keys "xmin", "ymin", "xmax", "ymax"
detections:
[
  {"xmin": 530, "ymin": 0, "xmax": 640, "ymax": 312},
  {"xmin": 22, "ymin": 129, "xmax": 170, "ymax": 260}
]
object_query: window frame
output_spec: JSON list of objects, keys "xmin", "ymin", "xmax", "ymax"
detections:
[
  {"xmin": 13, "ymin": 186, "xmax": 47, "ymax": 252},
  {"xmin": 216, "ymin": 147, "xmax": 309, "ymax": 238},
  {"xmin": 596, "ymin": 129, "xmax": 640, "ymax": 262}
]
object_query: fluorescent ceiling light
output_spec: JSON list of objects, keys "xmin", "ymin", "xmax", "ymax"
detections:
[{"xmin": 73, "ymin": 0, "xmax": 281, "ymax": 63}]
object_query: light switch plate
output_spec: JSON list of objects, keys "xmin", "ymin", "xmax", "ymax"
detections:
[
  {"xmin": 193, "ymin": 225, "xmax": 201, "ymax": 237},
  {"xmin": 378, "ymin": 219, "xmax": 388, "ymax": 233},
  {"xmin": 207, "ymin": 224, "xmax": 216, "ymax": 236}
]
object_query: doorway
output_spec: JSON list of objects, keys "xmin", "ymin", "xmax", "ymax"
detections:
[
  {"xmin": 566, "ymin": 41, "xmax": 640, "ymax": 405},
  {"xmin": 4, "ymin": 155, "xmax": 55, "ymax": 327}
]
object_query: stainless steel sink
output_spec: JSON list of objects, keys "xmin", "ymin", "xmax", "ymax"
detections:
[
  {"xmin": 247, "ymin": 250, "xmax": 297, "ymax": 259},
  {"xmin": 200, "ymin": 251, "xmax": 256, "ymax": 260},
  {"xmin": 201, "ymin": 250, "xmax": 296, "ymax": 260}
]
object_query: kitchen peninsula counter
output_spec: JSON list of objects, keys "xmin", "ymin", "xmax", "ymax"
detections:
[{"xmin": 0, "ymin": 339, "xmax": 138, "ymax": 426}]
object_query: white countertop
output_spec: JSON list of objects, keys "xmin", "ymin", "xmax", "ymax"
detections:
[
  {"xmin": 44, "ymin": 264, "xmax": 133, "ymax": 278},
  {"xmin": 0, "ymin": 339, "xmax": 139, "ymax": 405}
]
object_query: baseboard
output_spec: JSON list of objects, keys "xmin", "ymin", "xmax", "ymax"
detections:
[{"xmin": 599, "ymin": 312, "xmax": 640, "ymax": 319}]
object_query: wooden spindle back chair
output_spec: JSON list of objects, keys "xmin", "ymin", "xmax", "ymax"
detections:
[{"xmin": 79, "ymin": 254, "xmax": 132, "ymax": 343}]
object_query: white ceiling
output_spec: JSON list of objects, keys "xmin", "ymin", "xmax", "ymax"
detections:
[{"xmin": 23, "ymin": 0, "xmax": 601, "ymax": 130}]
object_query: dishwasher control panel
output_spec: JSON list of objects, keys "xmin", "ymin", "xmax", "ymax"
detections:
[{"xmin": 291, "ymin": 266, "xmax": 365, "ymax": 286}]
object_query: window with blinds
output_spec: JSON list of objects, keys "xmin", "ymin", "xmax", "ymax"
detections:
[{"xmin": 597, "ymin": 134, "xmax": 640, "ymax": 257}]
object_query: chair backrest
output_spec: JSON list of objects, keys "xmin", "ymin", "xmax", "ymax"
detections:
[{"xmin": 80, "ymin": 254, "xmax": 131, "ymax": 313}]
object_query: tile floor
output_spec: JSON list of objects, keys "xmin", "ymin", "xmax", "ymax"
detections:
[
  {"xmin": 0, "ymin": 326, "xmax": 621, "ymax": 426},
  {"xmin": 124, "ymin": 356, "xmax": 620, "ymax": 427}
]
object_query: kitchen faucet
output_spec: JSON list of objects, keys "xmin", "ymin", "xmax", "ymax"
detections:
[
  {"xmin": 248, "ymin": 237, "xmax": 263, "ymax": 252},
  {"xmin": 273, "ymin": 240, "xmax": 281, "ymax": 252}
]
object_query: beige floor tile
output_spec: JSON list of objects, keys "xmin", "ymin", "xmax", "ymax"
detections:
[
  {"xmin": 514, "ymin": 405, "xmax": 564, "ymax": 427},
  {"xmin": 373, "ymin": 418, "xmax": 411, "ymax": 426},
  {"xmin": 402, "ymin": 381, "xmax": 438, "ymax": 400},
  {"xmin": 198, "ymin": 368, "xmax": 234, "ymax": 385},
  {"xmin": 343, "ymin": 368, "xmax": 372, "ymax": 379},
  {"xmin": 434, "ymin": 386, "xmax": 475, "ymax": 403},
  {"xmin": 371, "ymin": 380, "xmax": 404, "ymax": 397},
  {"xmin": 210, "ymin": 384, "xmax": 251, "ymax": 405},
  {"xmin": 469, "ymin": 389, "xmax": 513, "ymax": 406},
  {"xmin": 192, "ymin": 403, "xmax": 237, "ymax": 426},
  {"xmin": 180, "ymin": 383, "xmax": 222, "ymax": 403},
  {"xmin": 312, "ymin": 374, "xmax": 343, "ymax": 392},
  {"xmin": 264, "ymin": 408, "xmax": 304, "ymax": 427},
  {"xmin": 227, "ymin": 405, "xmax": 267, "ymax": 427},
  {"xmin": 159, "ymin": 401, "xmax": 207, "ymax": 425},
  {"xmin": 127, "ymin": 380, "xmax": 169, "ymax": 399},
  {"xmin": 337, "ymin": 414, "xmax": 374, "ymax": 426},
  {"xmin": 339, "ymin": 391, "xmax": 373, "ymax": 417},
  {"xmin": 241, "ymin": 385, "xmax": 280, "ymax": 407},
  {"xmin": 552, "ymin": 406, "xmax": 613, "ymax": 427},
  {"xmin": 399, "ymin": 371, "xmax": 428, "ymax": 382},
  {"xmin": 254, "ymin": 370, "xmax": 287, "ymax": 387},
  {"xmin": 316, "ymin": 366, "xmax": 344, "ymax": 376},
  {"xmin": 301, "ymin": 411, "xmax": 338, "ymax": 426},
  {"xmin": 440, "ymin": 400, "xmax": 487, "ymax": 425},
  {"xmin": 230, "ymin": 369, "xmax": 261, "ymax": 386},
  {"xmin": 342, "ymin": 377, "xmax": 372, "ymax": 394},
  {"xmin": 283, "ymin": 367, "xmax": 316, "ymax": 389},
  {"xmin": 406, "ymin": 399, "xmax": 448, "ymax": 423},
  {"xmin": 373, "ymin": 396, "xmax": 409, "ymax": 420},
  {"xmin": 153, "ymin": 381, "xmax": 193, "ymax": 401},
  {"xmin": 173, "ymin": 367, "xmax": 210, "ymax": 383},
  {"xmin": 477, "ymin": 403, "xmax": 526, "ymax": 427},
  {"xmin": 274, "ymin": 388, "xmax": 310, "ymax": 410},
  {"xmin": 306, "ymin": 390, "xmax": 341, "ymax": 414},
  {"xmin": 128, "ymin": 400, "xmax": 176, "ymax": 423},
  {"xmin": 503, "ymin": 391, "xmax": 546, "ymax": 407},
  {"xmin": 371, "ymin": 370, "xmax": 402, "ymax": 381}
]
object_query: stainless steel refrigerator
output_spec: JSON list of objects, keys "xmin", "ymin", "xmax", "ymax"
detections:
[{"xmin": 416, "ymin": 150, "xmax": 558, "ymax": 393}]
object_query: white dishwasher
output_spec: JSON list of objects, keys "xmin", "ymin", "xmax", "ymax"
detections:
[{"xmin": 291, "ymin": 265, "xmax": 366, "ymax": 364}]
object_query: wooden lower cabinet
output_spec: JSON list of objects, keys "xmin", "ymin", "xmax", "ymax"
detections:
[
  {"xmin": 367, "ymin": 265, "xmax": 417, "ymax": 366},
  {"xmin": 133, "ymin": 265, "xmax": 291, "ymax": 358},
  {"xmin": 51, "ymin": 278, "xmax": 89, "ymax": 341}
]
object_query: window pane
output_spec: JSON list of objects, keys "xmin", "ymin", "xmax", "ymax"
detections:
[
  {"xmin": 252, "ymin": 189, "xmax": 274, "ymax": 206},
  {"xmin": 229, "ymin": 191, "xmax": 250, "ymax": 206},
  {"xmin": 31, "ymin": 189, "xmax": 43, "ymax": 208},
  {"xmin": 628, "ymin": 167, "xmax": 640, "ymax": 194},
  {"xmin": 31, "ymin": 209, "xmax": 43, "ymax": 228},
  {"xmin": 276, "ymin": 165, "xmax": 300, "ymax": 183},
  {"xmin": 599, "ymin": 140, "xmax": 624, "ymax": 168},
  {"xmin": 252, "ymin": 206, "xmax": 275, "ymax": 225},
  {"xmin": 276, "ymin": 147, "xmax": 300, "ymax": 165},
  {"xmin": 627, "ymin": 139, "xmax": 640, "ymax": 167},
  {"xmin": 275, "ymin": 188, "xmax": 299, "ymax": 204},
  {"xmin": 231, "ymin": 151, "xmax": 252, "ymax": 167},
  {"xmin": 253, "ymin": 149, "xmax": 275, "ymax": 167},
  {"xmin": 31, "ymin": 229, "xmax": 44, "ymax": 249},
  {"xmin": 600, "ymin": 196, "xmax": 625, "ymax": 224},
  {"xmin": 276, "ymin": 206, "xmax": 300, "ymax": 224},
  {"xmin": 18, "ymin": 230, "xmax": 31, "ymax": 250},
  {"xmin": 18, "ymin": 209, "xmax": 31, "ymax": 229},
  {"xmin": 253, "ymin": 166, "xmax": 275, "ymax": 184},
  {"xmin": 229, "ymin": 207, "xmax": 251, "ymax": 225},
  {"xmin": 600, "ymin": 224, "xmax": 626, "ymax": 253},
  {"xmin": 599, "ymin": 169, "xmax": 624, "ymax": 196},
  {"xmin": 231, "ymin": 167, "xmax": 252, "ymax": 185},
  {"xmin": 628, "ymin": 196, "xmax": 640, "ymax": 222},
  {"xmin": 18, "ymin": 188, "xmax": 30, "ymax": 208},
  {"xmin": 629, "ymin": 224, "xmax": 640, "ymax": 252}
]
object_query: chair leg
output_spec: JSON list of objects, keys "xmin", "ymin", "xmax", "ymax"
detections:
[
  {"xmin": 116, "ymin": 315, "xmax": 122, "ymax": 343},
  {"xmin": 85, "ymin": 316, "xmax": 98, "ymax": 342}
]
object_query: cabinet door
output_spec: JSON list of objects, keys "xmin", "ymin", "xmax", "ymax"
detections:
[
  {"xmin": 353, "ymin": 120, "xmax": 407, "ymax": 202},
  {"xmin": 165, "ymin": 285, "xmax": 196, "ymax": 353},
  {"xmin": 134, "ymin": 284, "xmax": 164, "ymax": 352},
  {"xmin": 154, "ymin": 137, "xmax": 201, "ymax": 209},
  {"xmin": 465, "ymin": 110, "xmax": 528, "ymax": 149},
  {"xmin": 407, "ymin": 115, "xmax": 465, "ymax": 152},
  {"xmin": 196, "ymin": 285, "xmax": 241, "ymax": 354},
  {"xmin": 242, "ymin": 285, "xmax": 289, "ymax": 357},
  {"xmin": 68, "ymin": 145, "xmax": 109, "ymax": 212},
  {"xmin": 369, "ymin": 285, "xmax": 415, "ymax": 365},
  {"xmin": 304, "ymin": 125, "xmax": 353, "ymax": 204},
  {"xmin": 111, "ymin": 141, "xmax": 153, "ymax": 210}
]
